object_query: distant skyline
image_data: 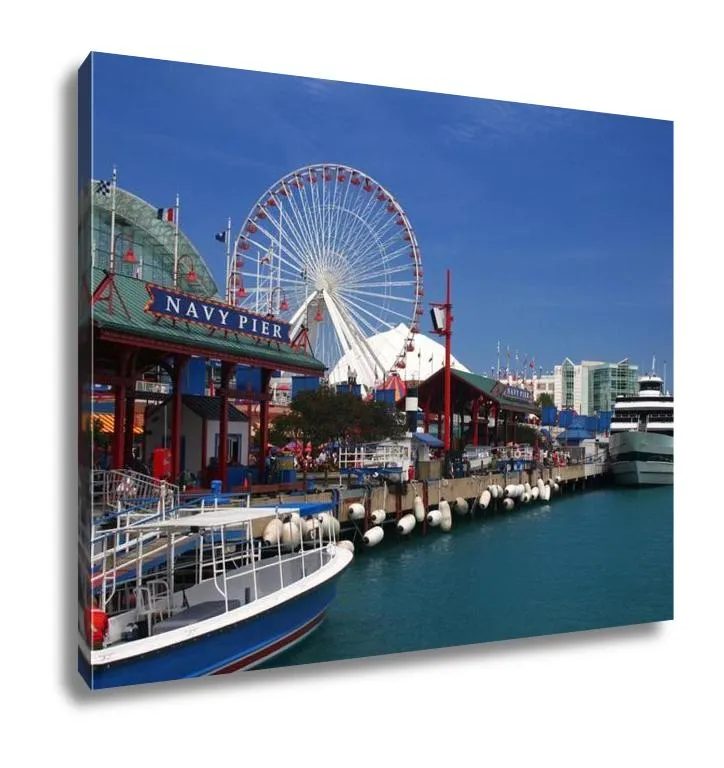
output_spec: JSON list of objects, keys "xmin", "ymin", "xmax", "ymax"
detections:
[{"xmin": 91, "ymin": 53, "xmax": 673, "ymax": 385}]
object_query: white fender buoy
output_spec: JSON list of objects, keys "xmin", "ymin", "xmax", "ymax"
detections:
[
  {"xmin": 502, "ymin": 498, "xmax": 515, "ymax": 511},
  {"xmin": 516, "ymin": 484, "xmax": 526, "ymax": 497},
  {"xmin": 521, "ymin": 492, "xmax": 531, "ymax": 504},
  {"xmin": 537, "ymin": 478, "xmax": 545, "ymax": 490},
  {"xmin": 530, "ymin": 486, "xmax": 540, "ymax": 500},
  {"xmin": 280, "ymin": 519, "xmax": 301, "ymax": 551},
  {"xmin": 479, "ymin": 489, "xmax": 491, "ymax": 509},
  {"xmin": 524, "ymin": 482, "xmax": 531, "ymax": 494},
  {"xmin": 348, "ymin": 502, "xmax": 366, "ymax": 521},
  {"xmin": 370, "ymin": 509, "xmax": 386, "ymax": 525},
  {"xmin": 552, "ymin": 482, "xmax": 560, "ymax": 493},
  {"xmin": 488, "ymin": 485, "xmax": 497, "ymax": 499},
  {"xmin": 318, "ymin": 512, "xmax": 341, "ymax": 540},
  {"xmin": 497, "ymin": 485, "xmax": 504, "ymax": 498},
  {"xmin": 413, "ymin": 495, "xmax": 426, "ymax": 523},
  {"xmin": 541, "ymin": 485, "xmax": 551, "ymax": 502},
  {"xmin": 439, "ymin": 500, "xmax": 452, "ymax": 531},
  {"xmin": 555, "ymin": 476, "xmax": 563, "ymax": 484},
  {"xmin": 427, "ymin": 509, "xmax": 443, "ymax": 527},
  {"xmin": 337, "ymin": 540, "xmax": 355, "ymax": 553},
  {"xmin": 453, "ymin": 497, "xmax": 469, "ymax": 515},
  {"xmin": 363, "ymin": 526, "xmax": 384, "ymax": 546},
  {"xmin": 397, "ymin": 513, "xmax": 416, "ymax": 535},
  {"xmin": 262, "ymin": 518, "xmax": 283, "ymax": 546},
  {"xmin": 303, "ymin": 518, "xmax": 320, "ymax": 540},
  {"xmin": 504, "ymin": 484, "xmax": 517, "ymax": 498}
]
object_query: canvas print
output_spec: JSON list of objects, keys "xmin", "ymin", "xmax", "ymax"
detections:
[{"xmin": 77, "ymin": 52, "xmax": 673, "ymax": 690}]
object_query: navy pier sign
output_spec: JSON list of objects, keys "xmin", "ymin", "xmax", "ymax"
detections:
[
  {"xmin": 502, "ymin": 385, "xmax": 533, "ymax": 403},
  {"xmin": 145, "ymin": 285, "xmax": 291, "ymax": 344}
]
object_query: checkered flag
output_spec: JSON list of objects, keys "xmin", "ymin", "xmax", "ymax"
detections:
[{"xmin": 96, "ymin": 179, "xmax": 111, "ymax": 196}]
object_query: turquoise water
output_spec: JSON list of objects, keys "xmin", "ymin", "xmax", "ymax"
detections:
[{"xmin": 261, "ymin": 486, "xmax": 673, "ymax": 669}]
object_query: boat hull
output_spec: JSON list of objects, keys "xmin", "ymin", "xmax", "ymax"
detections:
[
  {"xmin": 609, "ymin": 431, "xmax": 673, "ymax": 487},
  {"xmin": 79, "ymin": 575, "xmax": 341, "ymax": 690}
]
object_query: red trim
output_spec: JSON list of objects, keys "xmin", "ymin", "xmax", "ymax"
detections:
[
  {"xmin": 95, "ymin": 328, "xmax": 325, "ymax": 376},
  {"xmin": 211, "ymin": 611, "xmax": 326, "ymax": 675}
]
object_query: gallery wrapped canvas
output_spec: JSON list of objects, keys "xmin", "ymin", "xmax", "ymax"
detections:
[{"xmin": 78, "ymin": 52, "xmax": 673, "ymax": 691}]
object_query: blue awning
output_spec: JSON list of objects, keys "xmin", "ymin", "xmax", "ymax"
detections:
[{"xmin": 412, "ymin": 433, "xmax": 444, "ymax": 448}]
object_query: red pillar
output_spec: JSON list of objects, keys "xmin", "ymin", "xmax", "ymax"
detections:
[
  {"xmin": 112, "ymin": 349, "xmax": 130, "ymax": 469},
  {"xmin": 123, "ymin": 389, "xmax": 136, "ymax": 467},
  {"xmin": 171, "ymin": 355, "xmax": 189, "ymax": 483},
  {"xmin": 483, "ymin": 399, "xmax": 490, "ymax": 445},
  {"xmin": 471, "ymin": 397, "xmax": 480, "ymax": 447},
  {"xmin": 443, "ymin": 270, "xmax": 452, "ymax": 452},
  {"xmin": 219, "ymin": 362, "xmax": 234, "ymax": 491},
  {"xmin": 257, "ymin": 369, "xmax": 273, "ymax": 478}
]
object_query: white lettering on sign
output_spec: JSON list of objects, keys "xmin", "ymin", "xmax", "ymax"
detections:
[{"xmin": 166, "ymin": 296, "xmax": 181, "ymax": 313}]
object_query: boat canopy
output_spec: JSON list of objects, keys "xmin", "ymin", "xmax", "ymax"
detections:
[
  {"xmin": 412, "ymin": 433, "xmax": 444, "ymax": 448},
  {"xmin": 133, "ymin": 505, "xmax": 305, "ymax": 531}
]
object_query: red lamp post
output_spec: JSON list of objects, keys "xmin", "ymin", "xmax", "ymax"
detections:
[{"xmin": 430, "ymin": 269, "xmax": 453, "ymax": 452}]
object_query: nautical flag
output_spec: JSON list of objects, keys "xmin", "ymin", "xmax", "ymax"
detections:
[
  {"xmin": 96, "ymin": 179, "xmax": 111, "ymax": 196},
  {"xmin": 157, "ymin": 207, "xmax": 174, "ymax": 222},
  {"xmin": 215, "ymin": 231, "xmax": 226, "ymax": 243}
]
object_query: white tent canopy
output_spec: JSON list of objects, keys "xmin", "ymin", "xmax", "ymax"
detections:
[{"xmin": 328, "ymin": 323, "xmax": 470, "ymax": 392}]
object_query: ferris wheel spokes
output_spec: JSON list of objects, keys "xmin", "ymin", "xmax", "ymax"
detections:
[
  {"xmin": 233, "ymin": 164, "xmax": 422, "ymax": 384},
  {"xmin": 323, "ymin": 290, "xmax": 385, "ymax": 386}
]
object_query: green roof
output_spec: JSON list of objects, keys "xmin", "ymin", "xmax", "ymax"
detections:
[
  {"xmin": 92, "ymin": 268, "xmax": 326, "ymax": 374},
  {"xmin": 453, "ymin": 369, "xmax": 538, "ymax": 412}
]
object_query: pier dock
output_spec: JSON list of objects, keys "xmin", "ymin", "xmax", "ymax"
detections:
[{"xmin": 245, "ymin": 462, "xmax": 608, "ymax": 538}]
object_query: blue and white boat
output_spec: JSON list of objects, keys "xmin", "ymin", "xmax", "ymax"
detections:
[{"xmin": 79, "ymin": 504, "xmax": 353, "ymax": 689}]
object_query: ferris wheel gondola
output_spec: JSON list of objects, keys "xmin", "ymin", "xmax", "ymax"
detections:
[{"xmin": 229, "ymin": 164, "xmax": 423, "ymax": 388}]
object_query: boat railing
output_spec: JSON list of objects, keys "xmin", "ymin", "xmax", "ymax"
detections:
[
  {"xmin": 91, "ymin": 491, "xmax": 253, "ymax": 571},
  {"xmin": 102, "ymin": 511, "xmax": 335, "ymax": 641}
]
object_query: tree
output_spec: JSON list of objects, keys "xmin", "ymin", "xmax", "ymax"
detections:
[
  {"xmin": 269, "ymin": 386, "xmax": 405, "ymax": 450},
  {"xmin": 536, "ymin": 392, "xmax": 555, "ymax": 408}
]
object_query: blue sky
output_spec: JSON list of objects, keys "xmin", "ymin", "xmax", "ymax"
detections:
[{"xmin": 91, "ymin": 52, "xmax": 673, "ymax": 383}]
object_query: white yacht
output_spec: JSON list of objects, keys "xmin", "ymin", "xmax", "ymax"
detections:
[{"xmin": 608, "ymin": 371, "xmax": 673, "ymax": 486}]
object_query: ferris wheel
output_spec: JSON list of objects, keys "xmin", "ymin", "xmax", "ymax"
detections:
[{"xmin": 228, "ymin": 164, "xmax": 424, "ymax": 386}]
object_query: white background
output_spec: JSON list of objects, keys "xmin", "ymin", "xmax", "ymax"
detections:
[{"xmin": 2, "ymin": 1, "xmax": 721, "ymax": 765}]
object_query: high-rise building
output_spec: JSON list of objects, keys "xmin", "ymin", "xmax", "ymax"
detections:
[{"xmin": 553, "ymin": 358, "xmax": 639, "ymax": 415}]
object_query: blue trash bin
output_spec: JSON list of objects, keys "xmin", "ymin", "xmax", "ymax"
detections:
[{"xmin": 210, "ymin": 480, "xmax": 222, "ymax": 496}]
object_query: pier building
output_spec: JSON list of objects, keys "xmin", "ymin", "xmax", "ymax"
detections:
[{"xmin": 80, "ymin": 180, "xmax": 326, "ymax": 492}]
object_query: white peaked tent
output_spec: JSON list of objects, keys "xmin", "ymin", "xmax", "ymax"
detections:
[{"xmin": 328, "ymin": 323, "xmax": 470, "ymax": 393}]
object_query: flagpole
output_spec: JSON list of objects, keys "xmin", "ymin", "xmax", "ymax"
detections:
[
  {"xmin": 224, "ymin": 217, "xmax": 232, "ymax": 304},
  {"xmin": 109, "ymin": 166, "xmax": 118, "ymax": 273},
  {"xmin": 277, "ymin": 204, "xmax": 283, "ymax": 314},
  {"xmin": 173, "ymin": 193, "xmax": 180, "ymax": 289}
]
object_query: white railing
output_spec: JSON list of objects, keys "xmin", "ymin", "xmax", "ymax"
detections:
[
  {"xmin": 93, "ymin": 469, "xmax": 180, "ymax": 515},
  {"xmin": 338, "ymin": 441, "xmax": 412, "ymax": 484}
]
